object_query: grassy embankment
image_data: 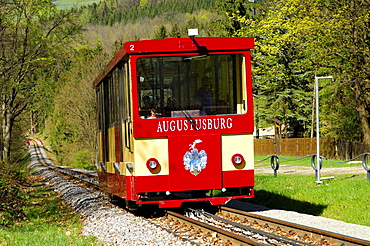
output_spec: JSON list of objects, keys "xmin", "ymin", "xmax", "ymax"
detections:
[
  {"xmin": 0, "ymin": 163, "xmax": 102, "ymax": 246},
  {"xmin": 249, "ymin": 156, "xmax": 370, "ymax": 227}
]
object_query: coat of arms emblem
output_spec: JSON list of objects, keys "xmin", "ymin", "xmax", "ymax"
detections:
[{"xmin": 183, "ymin": 139, "xmax": 207, "ymax": 176}]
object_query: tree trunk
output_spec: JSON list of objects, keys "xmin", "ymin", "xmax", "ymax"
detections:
[
  {"xmin": 353, "ymin": 82, "xmax": 370, "ymax": 145},
  {"xmin": 1, "ymin": 91, "xmax": 15, "ymax": 164},
  {"xmin": 349, "ymin": 0, "xmax": 370, "ymax": 144},
  {"xmin": 0, "ymin": 101, "xmax": 4, "ymax": 162},
  {"xmin": 2, "ymin": 108, "xmax": 13, "ymax": 164},
  {"xmin": 30, "ymin": 111, "xmax": 36, "ymax": 136}
]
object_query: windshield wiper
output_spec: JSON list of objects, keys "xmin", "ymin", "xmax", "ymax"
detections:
[
  {"xmin": 183, "ymin": 54, "xmax": 207, "ymax": 61},
  {"xmin": 168, "ymin": 97, "xmax": 200, "ymax": 131}
]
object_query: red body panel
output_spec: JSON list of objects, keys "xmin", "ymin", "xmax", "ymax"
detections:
[
  {"xmin": 126, "ymin": 176, "xmax": 135, "ymax": 200},
  {"xmin": 223, "ymin": 169, "xmax": 254, "ymax": 187},
  {"xmin": 133, "ymin": 169, "xmax": 254, "ymax": 193},
  {"xmin": 133, "ymin": 115, "xmax": 254, "ymax": 139},
  {"xmin": 135, "ymin": 175, "xmax": 168, "ymax": 193},
  {"xmin": 168, "ymin": 134, "xmax": 221, "ymax": 191},
  {"xmin": 125, "ymin": 37, "xmax": 254, "ymax": 54}
]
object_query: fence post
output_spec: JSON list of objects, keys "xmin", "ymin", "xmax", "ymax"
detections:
[
  {"xmin": 311, "ymin": 154, "xmax": 322, "ymax": 181},
  {"xmin": 361, "ymin": 153, "xmax": 370, "ymax": 181},
  {"xmin": 270, "ymin": 155, "xmax": 280, "ymax": 177}
]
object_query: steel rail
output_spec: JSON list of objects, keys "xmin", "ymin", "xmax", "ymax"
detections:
[
  {"xmin": 167, "ymin": 210, "xmax": 264, "ymax": 245},
  {"xmin": 220, "ymin": 206, "xmax": 370, "ymax": 246},
  {"xmin": 196, "ymin": 209, "xmax": 314, "ymax": 246},
  {"xmin": 28, "ymin": 139, "xmax": 98, "ymax": 187}
]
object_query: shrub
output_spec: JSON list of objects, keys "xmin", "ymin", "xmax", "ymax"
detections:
[
  {"xmin": 0, "ymin": 162, "xmax": 27, "ymax": 227},
  {"xmin": 71, "ymin": 150, "xmax": 91, "ymax": 169}
]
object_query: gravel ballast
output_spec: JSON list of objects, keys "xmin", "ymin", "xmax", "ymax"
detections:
[{"xmin": 33, "ymin": 167, "xmax": 193, "ymax": 246}]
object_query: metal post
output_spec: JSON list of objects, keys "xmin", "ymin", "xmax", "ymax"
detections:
[{"xmin": 315, "ymin": 76, "xmax": 333, "ymax": 183}]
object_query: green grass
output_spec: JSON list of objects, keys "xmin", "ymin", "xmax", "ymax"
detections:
[
  {"xmin": 53, "ymin": 0, "xmax": 101, "ymax": 9},
  {"xmin": 249, "ymin": 174, "xmax": 370, "ymax": 226},
  {"xmin": 0, "ymin": 179, "xmax": 102, "ymax": 246},
  {"xmin": 245, "ymin": 156, "xmax": 370, "ymax": 227}
]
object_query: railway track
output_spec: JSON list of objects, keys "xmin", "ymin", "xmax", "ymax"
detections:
[
  {"xmin": 157, "ymin": 208, "xmax": 370, "ymax": 245},
  {"xmin": 218, "ymin": 207, "xmax": 370, "ymax": 245},
  {"xmin": 27, "ymin": 138, "xmax": 370, "ymax": 245},
  {"xmin": 27, "ymin": 138, "xmax": 98, "ymax": 187}
]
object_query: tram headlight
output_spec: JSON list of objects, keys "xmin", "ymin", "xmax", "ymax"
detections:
[
  {"xmin": 146, "ymin": 158, "xmax": 160, "ymax": 172},
  {"xmin": 231, "ymin": 153, "xmax": 245, "ymax": 167}
]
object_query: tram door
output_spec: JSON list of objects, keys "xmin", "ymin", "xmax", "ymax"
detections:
[
  {"xmin": 120, "ymin": 60, "xmax": 134, "ymax": 198},
  {"xmin": 121, "ymin": 61, "xmax": 133, "ymax": 160}
]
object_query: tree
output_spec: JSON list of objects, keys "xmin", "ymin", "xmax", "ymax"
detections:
[
  {"xmin": 0, "ymin": 0, "xmax": 83, "ymax": 163},
  {"xmin": 226, "ymin": 0, "xmax": 370, "ymax": 141},
  {"xmin": 169, "ymin": 24, "xmax": 182, "ymax": 38},
  {"xmin": 210, "ymin": 0, "xmax": 269, "ymax": 37},
  {"xmin": 155, "ymin": 25, "xmax": 167, "ymax": 39},
  {"xmin": 140, "ymin": 0, "xmax": 149, "ymax": 7},
  {"xmin": 270, "ymin": 0, "xmax": 370, "ymax": 142},
  {"xmin": 46, "ymin": 44, "xmax": 104, "ymax": 167},
  {"xmin": 308, "ymin": 0, "xmax": 370, "ymax": 143},
  {"xmin": 225, "ymin": 0, "xmax": 314, "ymax": 137}
]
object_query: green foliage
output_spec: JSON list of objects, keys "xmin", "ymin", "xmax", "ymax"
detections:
[
  {"xmin": 213, "ymin": 0, "xmax": 370, "ymax": 141},
  {"xmin": 0, "ymin": 0, "xmax": 83, "ymax": 163},
  {"xmin": 72, "ymin": 151, "xmax": 91, "ymax": 169},
  {"xmin": 45, "ymin": 44, "xmax": 104, "ymax": 167},
  {"xmin": 168, "ymin": 23, "xmax": 181, "ymax": 38},
  {"xmin": 320, "ymin": 80, "xmax": 362, "ymax": 140},
  {"xmin": 76, "ymin": 0, "xmax": 218, "ymax": 26},
  {"xmin": 155, "ymin": 25, "xmax": 168, "ymax": 39},
  {"xmin": 210, "ymin": 0, "xmax": 269, "ymax": 37},
  {"xmin": 226, "ymin": 0, "xmax": 315, "ymax": 136},
  {"xmin": 140, "ymin": 0, "xmax": 149, "ymax": 7},
  {"xmin": 0, "ymin": 162, "xmax": 27, "ymax": 226}
]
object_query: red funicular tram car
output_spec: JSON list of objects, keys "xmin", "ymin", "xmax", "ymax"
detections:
[{"xmin": 93, "ymin": 31, "xmax": 255, "ymax": 209}]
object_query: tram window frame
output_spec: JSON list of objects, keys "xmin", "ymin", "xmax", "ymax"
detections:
[
  {"xmin": 103, "ymin": 69, "xmax": 121, "ymax": 128},
  {"xmin": 113, "ymin": 68, "xmax": 120, "ymax": 126},
  {"xmin": 96, "ymin": 87, "xmax": 104, "ymax": 132},
  {"xmin": 136, "ymin": 53, "xmax": 246, "ymax": 119},
  {"xmin": 103, "ymin": 78, "xmax": 110, "ymax": 129},
  {"xmin": 118, "ymin": 64, "xmax": 125, "ymax": 122},
  {"xmin": 107, "ymin": 77, "xmax": 112, "ymax": 127}
]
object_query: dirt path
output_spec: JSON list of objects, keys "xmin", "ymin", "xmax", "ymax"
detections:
[{"xmin": 255, "ymin": 164, "xmax": 367, "ymax": 176}]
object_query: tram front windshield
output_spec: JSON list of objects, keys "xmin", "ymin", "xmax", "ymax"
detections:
[{"xmin": 137, "ymin": 54, "xmax": 246, "ymax": 119}]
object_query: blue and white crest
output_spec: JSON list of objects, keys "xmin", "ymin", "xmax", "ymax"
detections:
[{"xmin": 183, "ymin": 139, "xmax": 207, "ymax": 176}]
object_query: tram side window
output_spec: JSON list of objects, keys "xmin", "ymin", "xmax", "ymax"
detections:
[
  {"xmin": 96, "ymin": 87, "xmax": 102, "ymax": 131},
  {"xmin": 103, "ymin": 79, "xmax": 110, "ymax": 128},
  {"xmin": 113, "ymin": 68, "xmax": 120, "ymax": 126},
  {"xmin": 137, "ymin": 54, "xmax": 245, "ymax": 119},
  {"xmin": 103, "ymin": 68, "xmax": 121, "ymax": 127}
]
